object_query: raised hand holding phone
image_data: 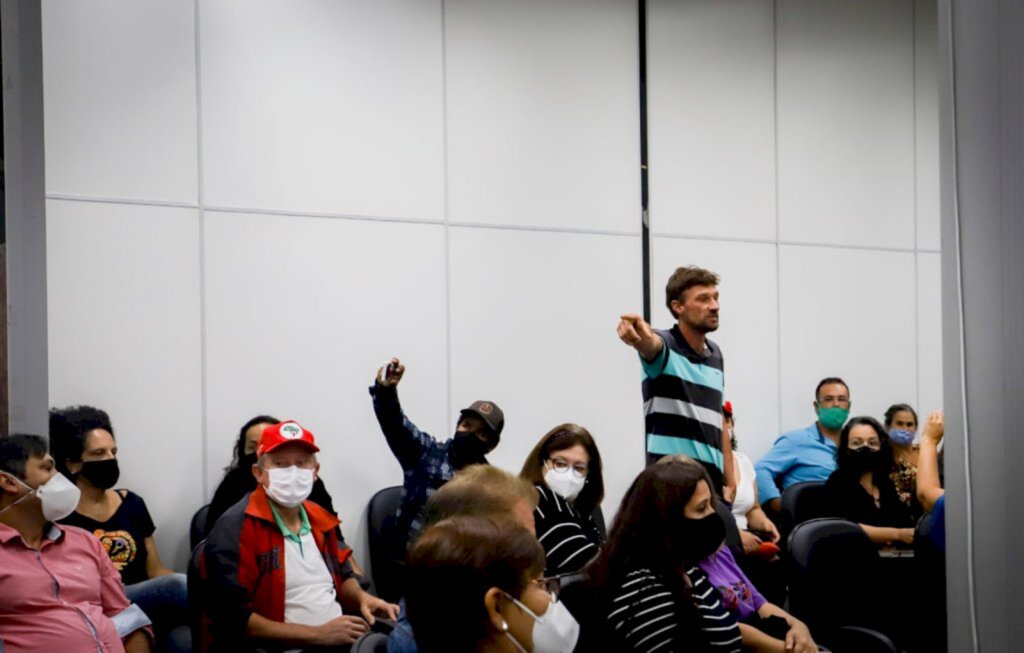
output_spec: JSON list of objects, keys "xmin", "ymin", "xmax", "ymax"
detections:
[{"xmin": 377, "ymin": 358, "xmax": 405, "ymax": 387}]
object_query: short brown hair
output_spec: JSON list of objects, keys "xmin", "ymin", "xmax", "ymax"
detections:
[
  {"xmin": 405, "ymin": 516, "xmax": 545, "ymax": 653},
  {"xmin": 424, "ymin": 464, "xmax": 538, "ymax": 526},
  {"xmin": 520, "ymin": 423, "xmax": 605, "ymax": 517},
  {"xmin": 665, "ymin": 266, "xmax": 719, "ymax": 318}
]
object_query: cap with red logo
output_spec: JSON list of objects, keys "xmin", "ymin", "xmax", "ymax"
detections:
[
  {"xmin": 459, "ymin": 400, "xmax": 505, "ymax": 439},
  {"xmin": 257, "ymin": 420, "xmax": 320, "ymax": 456}
]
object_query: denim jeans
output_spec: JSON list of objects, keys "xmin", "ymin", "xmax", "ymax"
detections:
[{"xmin": 125, "ymin": 573, "xmax": 191, "ymax": 653}]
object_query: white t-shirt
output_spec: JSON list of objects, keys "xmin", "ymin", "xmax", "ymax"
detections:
[
  {"xmin": 283, "ymin": 530, "xmax": 344, "ymax": 626},
  {"xmin": 731, "ymin": 451, "xmax": 757, "ymax": 530}
]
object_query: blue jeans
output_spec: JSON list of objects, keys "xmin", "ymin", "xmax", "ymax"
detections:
[{"xmin": 125, "ymin": 573, "xmax": 191, "ymax": 653}]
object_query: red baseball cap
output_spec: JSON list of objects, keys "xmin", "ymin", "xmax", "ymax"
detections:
[{"xmin": 257, "ymin": 420, "xmax": 320, "ymax": 456}]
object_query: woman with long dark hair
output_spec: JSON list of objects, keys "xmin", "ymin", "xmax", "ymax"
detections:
[
  {"xmin": 587, "ymin": 457, "xmax": 742, "ymax": 652},
  {"xmin": 519, "ymin": 423, "xmax": 604, "ymax": 575},
  {"xmin": 824, "ymin": 416, "xmax": 914, "ymax": 545}
]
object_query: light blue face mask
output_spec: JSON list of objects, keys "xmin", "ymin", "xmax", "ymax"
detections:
[{"xmin": 888, "ymin": 428, "xmax": 916, "ymax": 447}]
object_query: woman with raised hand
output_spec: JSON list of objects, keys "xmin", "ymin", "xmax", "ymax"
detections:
[{"xmin": 519, "ymin": 423, "xmax": 605, "ymax": 576}]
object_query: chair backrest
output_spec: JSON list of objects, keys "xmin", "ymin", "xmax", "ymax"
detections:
[
  {"xmin": 366, "ymin": 485, "xmax": 405, "ymax": 602},
  {"xmin": 832, "ymin": 626, "xmax": 899, "ymax": 653},
  {"xmin": 781, "ymin": 480, "xmax": 827, "ymax": 527},
  {"xmin": 351, "ymin": 631, "xmax": 390, "ymax": 653},
  {"xmin": 714, "ymin": 497, "xmax": 743, "ymax": 557},
  {"xmin": 187, "ymin": 539, "xmax": 211, "ymax": 653},
  {"xmin": 190, "ymin": 503, "xmax": 211, "ymax": 551},
  {"xmin": 786, "ymin": 518, "xmax": 881, "ymax": 644}
]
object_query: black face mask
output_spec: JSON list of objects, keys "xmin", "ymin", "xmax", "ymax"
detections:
[
  {"xmin": 451, "ymin": 432, "xmax": 489, "ymax": 469},
  {"xmin": 847, "ymin": 447, "xmax": 886, "ymax": 475},
  {"xmin": 78, "ymin": 459, "xmax": 121, "ymax": 490},
  {"xmin": 670, "ymin": 511, "xmax": 726, "ymax": 564},
  {"xmin": 239, "ymin": 452, "xmax": 258, "ymax": 469}
]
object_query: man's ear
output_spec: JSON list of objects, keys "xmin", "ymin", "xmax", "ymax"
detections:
[
  {"xmin": 669, "ymin": 299, "xmax": 683, "ymax": 319},
  {"xmin": 0, "ymin": 472, "xmax": 22, "ymax": 495},
  {"xmin": 251, "ymin": 463, "xmax": 263, "ymax": 485},
  {"xmin": 483, "ymin": 587, "xmax": 507, "ymax": 633}
]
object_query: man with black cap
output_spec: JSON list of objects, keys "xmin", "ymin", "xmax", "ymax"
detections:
[{"xmin": 370, "ymin": 357, "xmax": 505, "ymax": 549}]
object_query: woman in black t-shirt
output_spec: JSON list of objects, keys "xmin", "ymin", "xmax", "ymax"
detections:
[
  {"xmin": 824, "ymin": 416, "xmax": 915, "ymax": 546},
  {"xmin": 51, "ymin": 405, "xmax": 189, "ymax": 653}
]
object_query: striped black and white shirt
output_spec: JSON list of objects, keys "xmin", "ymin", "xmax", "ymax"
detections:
[
  {"xmin": 607, "ymin": 566, "xmax": 742, "ymax": 653},
  {"xmin": 534, "ymin": 484, "xmax": 602, "ymax": 575},
  {"xmin": 641, "ymin": 326, "xmax": 725, "ymax": 471}
]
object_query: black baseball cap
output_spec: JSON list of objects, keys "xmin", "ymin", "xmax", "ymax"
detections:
[{"xmin": 459, "ymin": 400, "xmax": 505, "ymax": 439}]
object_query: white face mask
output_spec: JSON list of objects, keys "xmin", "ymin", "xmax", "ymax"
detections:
[
  {"xmin": 543, "ymin": 467, "xmax": 586, "ymax": 503},
  {"xmin": 264, "ymin": 466, "xmax": 315, "ymax": 508},
  {"xmin": 503, "ymin": 593, "xmax": 580, "ymax": 653},
  {"xmin": 0, "ymin": 472, "xmax": 81, "ymax": 522}
]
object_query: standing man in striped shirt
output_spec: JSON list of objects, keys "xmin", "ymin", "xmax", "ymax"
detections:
[{"xmin": 617, "ymin": 265, "xmax": 733, "ymax": 494}]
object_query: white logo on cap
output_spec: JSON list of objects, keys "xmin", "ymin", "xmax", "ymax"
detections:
[
  {"xmin": 280, "ymin": 422, "xmax": 303, "ymax": 440},
  {"xmin": 479, "ymin": 403, "xmax": 493, "ymax": 415}
]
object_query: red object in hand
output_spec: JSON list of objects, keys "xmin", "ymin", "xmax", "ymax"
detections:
[{"xmin": 755, "ymin": 541, "xmax": 780, "ymax": 558}]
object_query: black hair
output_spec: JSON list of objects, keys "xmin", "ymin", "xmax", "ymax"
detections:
[
  {"xmin": 815, "ymin": 377, "xmax": 849, "ymax": 403},
  {"xmin": 49, "ymin": 406, "xmax": 115, "ymax": 477},
  {"xmin": 0, "ymin": 434, "xmax": 49, "ymax": 479},
  {"xmin": 228, "ymin": 415, "xmax": 279, "ymax": 471},
  {"xmin": 883, "ymin": 403, "xmax": 918, "ymax": 429},
  {"xmin": 835, "ymin": 416, "xmax": 895, "ymax": 484},
  {"xmin": 586, "ymin": 458, "xmax": 710, "ymax": 644}
]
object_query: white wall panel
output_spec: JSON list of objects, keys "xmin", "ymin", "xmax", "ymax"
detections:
[
  {"xmin": 915, "ymin": 0, "xmax": 941, "ymax": 251},
  {"xmin": 647, "ymin": 0, "xmax": 776, "ymax": 240},
  {"xmin": 203, "ymin": 212, "xmax": 447, "ymax": 568},
  {"xmin": 199, "ymin": 0, "xmax": 445, "ymax": 220},
  {"xmin": 916, "ymin": 253, "xmax": 943, "ymax": 414},
  {"xmin": 448, "ymin": 228, "xmax": 644, "ymax": 519},
  {"xmin": 445, "ymin": 0, "xmax": 640, "ymax": 233},
  {"xmin": 46, "ymin": 199, "xmax": 203, "ymax": 570},
  {"xmin": 777, "ymin": 0, "xmax": 915, "ymax": 249},
  {"xmin": 779, "ymin": 245, "xmax": 916, "ymax": 432},
  {"xmin": 650, "ymin": 238, "xmax": 780, "ymax": 462},
  {"xmin": 42, "ymin": 0, "xmax": 198, "ymax": 203}
]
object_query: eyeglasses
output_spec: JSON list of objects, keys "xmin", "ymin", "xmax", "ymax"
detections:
[
  {"xmin": 547, "ymin": 457, "xmax": 588, "ymax": 477},
  {"xmin": 530, "ymin": 576, "xmax": 562, "ymax": 598}
]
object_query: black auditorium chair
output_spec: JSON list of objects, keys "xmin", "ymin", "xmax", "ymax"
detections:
[
  {"xmin": 714, "ymin": 497, "xmax": 744, "ymax": 558},
  {"xmin": 831, "ymin": 625, "xmax": 899, "ymax": 653},
  {"xmin": 367, "ymin": 485, "xmax": 405, "ymax": 602},
  {"xmin": 186, "ymin": 540, "xmax": 210, "ymax": 652},
  {"xmin": 590, "ymin": 506, "xmax": 607, "ymax": 540},
  {"xmin": 787, "ymin": 518, "xmax": 888, "ymax": 648},
  {"xmin": 779, "ymin": 481, "xmax": 827, "ymax": 543},
  {"xmin": 190, "ymin": 503, "xmax": 211, "ymax": 551},
  {"xmin": 352, "ymin": 631, "xmax": 389, "ymax": 653}
]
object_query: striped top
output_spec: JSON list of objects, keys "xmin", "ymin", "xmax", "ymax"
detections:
[
  {"xmin": 608, "ymin": 566, "xmax": 742, "ymax": 653},
  {"xmin": 533, "ymin": 484, "xmax": 602, "ymax": 575},
  {"xmin": 641, "ymin": 326, "xmax": 725, "ymax": 470}
]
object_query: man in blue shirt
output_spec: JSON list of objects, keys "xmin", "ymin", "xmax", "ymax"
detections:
[{"xmin": 754, "ymin": 377, "xmax": 851, "ymax": 514}]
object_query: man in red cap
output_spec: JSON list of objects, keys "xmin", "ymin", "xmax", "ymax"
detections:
[
  {"xmin": 370, "ymin": 358, "xmax": 505, "ymax": 550},
  {"xmin": 203, "ymin": 420, "xmax": 398, "ymax": 651}
]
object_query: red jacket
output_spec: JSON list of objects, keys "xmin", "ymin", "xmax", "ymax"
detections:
[{"xmin": 202, "ymin": 485, "xmax": 355, "ymax": 651}]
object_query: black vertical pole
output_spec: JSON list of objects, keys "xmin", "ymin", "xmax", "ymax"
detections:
[{"xmin": 638, "ymin": 0, "xmax": 651, "ymax": 324}]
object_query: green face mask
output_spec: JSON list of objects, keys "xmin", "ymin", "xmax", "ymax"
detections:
[{"xmin": 817, "ymin": 405, "xmax": 849, "ymax": 431}]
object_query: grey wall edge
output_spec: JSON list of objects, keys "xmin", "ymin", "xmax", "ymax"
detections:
[{"xmin": 2, "ymin": 0, "xmax": 49, "ymax": 434}]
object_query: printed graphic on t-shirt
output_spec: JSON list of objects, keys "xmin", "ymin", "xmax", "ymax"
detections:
[
  {"xmin": 94, "ymin": 529, "xmax": 138, "ymax": 571},
  {"xmin": 716, "ymin": 580, "xmax": 753, "ymax": 612}
]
